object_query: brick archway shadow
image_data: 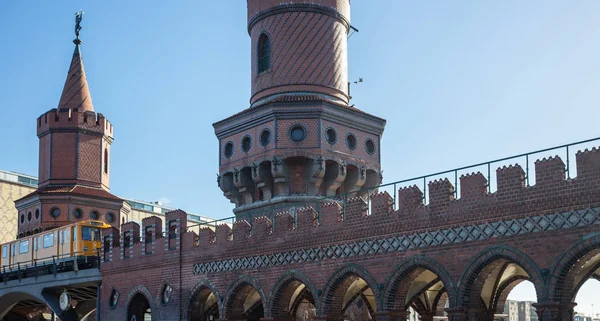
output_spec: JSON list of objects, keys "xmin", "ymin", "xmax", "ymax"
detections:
[
  {"xmin": 183, "ymin": 278, "xmax": 223, "ymax": 321},
  {"xmin": 320, "ymin": 263, "xmax": 381, "ymax": 318},
  {"xmin": 383, "ymin": 255, "xmax": 456, "ymax": 313},
  {"xmin": 547, "ymin": 232, "xmax": 600, "ymax": 303},
  {"xmin": 269, "ymin": 269, "xmax": 321, "ymax": 318},
  {"xmin": 125, "ymin": 285, "xmax": 156, "ymax": 321},
  {"xmin": 456, "ymin": 245, "xmax": 545, "ymax": 308},
  {"xmin": 224, "ymin": 274, "xmax": 269, "ymax": 319}
]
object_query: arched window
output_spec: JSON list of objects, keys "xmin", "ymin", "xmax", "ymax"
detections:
[
  {"xmin": 258, "ymin": 33, "xmax": 270, "ymax": 73},
  {"xmin": 104, "ymin": 148, "xmax": 109, "ymax": 174}
]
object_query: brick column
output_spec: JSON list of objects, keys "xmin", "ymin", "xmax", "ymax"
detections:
[
  {"xmin": 374, "ymin": 311, "xmax": 408, "ymax": 321},
  {"xmin": 533, "ymin": 302, "xmax": 577, "ymax": 321},
  {"xmin": 445, "ymin": 307, "xmax": 467, "ymax": 321}
]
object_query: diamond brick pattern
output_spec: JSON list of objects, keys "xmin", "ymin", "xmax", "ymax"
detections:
[{"xmin": 192, "ymin": 207, "xmax": 600, "ymax": 274}]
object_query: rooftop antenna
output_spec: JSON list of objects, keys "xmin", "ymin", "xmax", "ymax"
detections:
[{"xmin": 348, "ymin": 25, "xmax": 359, "ymax": 39}]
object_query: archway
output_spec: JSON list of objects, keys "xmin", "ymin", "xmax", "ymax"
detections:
[
  {"xmin": 225, "ymin": 277, "xmax": 267, "ymax": 321},
  {"xmin": 270, "ymin": 271, "xmax": 319, "ymax": 321},
  {"xmin": 321, "ymin": 264, "xmax": 380, "ymax": 321},
  {"xmin": 187, "ymin": 280, "xmax": 221, "ymax": 321},
  {"xmin": 548, "ymin": 233, "xmax": 600, "ymax": 319},
  {"xmin": 383, "ymin": 257, "xmax": 455, "ymax": 321},
  {"xmin": 0, "ymin": 292, "xmax": 47, "ymax": 321},
  {"xmin": 127, "ymin": 293, "xmax": 151, "ymax": 321},
  {"xmin": 457, "ymin": 246, "xmax": 543, "ymax": 321}
]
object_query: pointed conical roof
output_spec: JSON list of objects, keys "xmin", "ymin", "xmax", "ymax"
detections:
[{"xmin": 57, "ymin": 40, "xmax": 94, "ymax": 112}]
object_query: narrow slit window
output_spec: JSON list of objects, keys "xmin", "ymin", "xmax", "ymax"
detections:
[
  {"xmin": 104, "ymin": 148, "xmax": 109, "ymax": 174},
  {"xmin": 258, "ymin": 33, "xmax": 271, "ymax": 73}
]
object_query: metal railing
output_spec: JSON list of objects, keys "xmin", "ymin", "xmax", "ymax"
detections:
[
  {"xmin": 0, "ymin": 250, "xmax": 101, "ymax": 284},
  {"xmin": 187, "ymin": 137, "xmax": 600, "ymax": 236}
]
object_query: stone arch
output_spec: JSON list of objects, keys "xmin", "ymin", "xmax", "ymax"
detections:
[
  {"xmin": 456, "ymin": 245, "xmax": 544, "ymax": 320},
  {"xmin": 547, "ymin": 232, "xmax": 600, "ymax": 303},
  {"xmin": 126, "ymin": 285, "xmax": 155, "ymax": 321},
  {"xmin": 224, "ymin": 275, "xmax": 268, "ymax": 320},
  {"xmin": 269, "ymin": 270, "xmax": 320, "ymax": 319},
  {"xmin": 0, "ymin": 292, "xmax": 46, "ymax": 320},
  {"xmin": 183, "ymin": 278, "xmax": 223, "ymax": 321},
  {"xmin": 383, "ymin": 255, "xmax": 456, "ymax": 317},
  {"xmin": 321, "ymin": 263, "xmax": 381, "ymax": 319}
]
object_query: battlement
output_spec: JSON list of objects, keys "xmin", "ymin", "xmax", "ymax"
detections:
[
  {"xmin": 100, "ymin": 145, "xmax": 600, "ymax": 268},
  {"xmin": 36, "ymin": 108, "xmax": 113, "ymax": 139},
  {"xmin": 247, "ymin": 0, "xmax": 351, "ymax": 24}
]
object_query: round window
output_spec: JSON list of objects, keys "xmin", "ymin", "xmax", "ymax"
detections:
[
  {"xmin": 260, "ymin": 129, "xmax": 271, "ymax": 146},
  {"xmin": 365, "ymin": 139, "xmax": 376, "ymax": 155},
  {"xmin": 27, "ymin": 211, "xmax": 32, "ymax": 222},
  {"xmin": 20, "ymin": 214, "xmax": 25, "ymax": 224},
  {"xmin": 35, "ymin": 209, "xmax": 40, "ymax": 220},
  {"xmin": 90, "ymin": 211, "xmax": 99, "ymax": 220},
  {"xmin": 346, "ymin": 134, "xmax": 357, "ymax": 150},
  {"xmin": 51, "ymin": 208, "xmax": 61, "ymax": 218},
  {"xmin": 106, "ymin": 213, "xmax": 115, "ymax": 223},
  {"xmin": 326, "ymin": 128, "xmax": 337, "ymax": 144},
  {"xmin": 224, "ymin": 141, "xmax": 234, "ymax": 158},
  {"xmin": 73, "ymin": 208, "xmax": 83, "ymax": 219},
  {"xmin": 242, "ymin": 136, "xmax": 252, "ymax": 152},
  {"xmin": 289, "ymin": 125, "xmax": 307, "ymax": 142}
]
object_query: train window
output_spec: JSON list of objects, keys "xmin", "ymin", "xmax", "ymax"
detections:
[
  {"xmin": 43, "ymin": 234, "xmax": 55, "ymax": 248},
  {"xmin": 82, "ymin": 227, "xmax": 92, "ymax": 241},
  {"xmin": 1, "ymin": 245, "xmax": 6, "ymax": 258},
  {"xmin": 19, "ymin": 240, "xmax": 29, "ymax": 254},
  {"xmin": 94, "ymin": 228, "xmax": 100, "ymax": 241}
]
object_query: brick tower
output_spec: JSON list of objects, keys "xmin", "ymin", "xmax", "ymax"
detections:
[
  {"xmin": 14, "ymin": 18, "xmax": 127, "ymax": 238},
  {"xmin": 214, "ymin": 0, "xmax": 386, "ymax": 220}
]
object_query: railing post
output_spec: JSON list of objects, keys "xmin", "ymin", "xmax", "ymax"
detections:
[
  {"xmin": 17, "ymin": 263, "xmax": 21, "ymax": 282},
  {"xmin": 52, "ymin": 256, "xmax": 57, "ymax": 277},
  {"xmin": 74, "ymin": 253, "xmax": 79, "ymax": 272},
  {"xmin": 34, "ymin": 259, "xmax": 37, "ymax": 280}
]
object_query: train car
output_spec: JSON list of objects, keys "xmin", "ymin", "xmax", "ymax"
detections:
[{"xmin": 0, "ymin": 220, "xmax": 111, "ymax": 270}]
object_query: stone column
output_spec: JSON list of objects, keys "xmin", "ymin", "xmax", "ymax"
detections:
[{"xmin": 532, "ymin": 302, "xmax": 577, "ymax": 321}]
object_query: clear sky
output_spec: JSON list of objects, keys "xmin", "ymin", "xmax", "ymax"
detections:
[{"xmin": 0, "ymin": 1, "xmax": 599, "ymax": 315}]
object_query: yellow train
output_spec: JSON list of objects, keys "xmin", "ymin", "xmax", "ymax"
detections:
[{"xmin": 0, "ymin": 220, "xmax": 111, "ymax": 269}]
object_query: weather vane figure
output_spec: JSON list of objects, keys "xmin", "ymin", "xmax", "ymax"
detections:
[{"xmin": 75, "ymin": 10, "xmax": 84, "ymax": 39}]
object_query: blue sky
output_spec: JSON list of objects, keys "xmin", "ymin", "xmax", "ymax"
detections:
[{"xmin": 0, "ymin": 1, "xmax": 599, "ymax": 313}]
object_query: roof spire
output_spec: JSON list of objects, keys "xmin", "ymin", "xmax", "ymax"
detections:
[{"xmin": 57, "ymin": 10, "xmax": 94, "ymax": 112}]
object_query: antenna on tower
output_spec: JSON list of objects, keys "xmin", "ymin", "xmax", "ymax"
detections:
[{"xmin": 348, "ymin": 25, "xmax": 359, "ymax": 39}]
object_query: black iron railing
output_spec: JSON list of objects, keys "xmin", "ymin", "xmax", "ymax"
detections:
[
  {"xmin": 0, "ymin": 250, "xmax": 101, "ymax": 284},
  {"xmin": 186, "ymin": 137, "xmax": 600, "ymax": 236}
]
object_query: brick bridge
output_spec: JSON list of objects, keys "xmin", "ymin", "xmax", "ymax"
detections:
[{"xmin": 100, "ymin": 146, "xmax": 600, "ymax": 321}]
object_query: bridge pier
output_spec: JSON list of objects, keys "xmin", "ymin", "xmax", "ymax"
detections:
[
  {"xmin": 532, "ymin": 302, "xmax": 577, "ymax": 321},
  {"xmin": 42, "ymin": 289, "xmax": 80, "ymax": 321}
]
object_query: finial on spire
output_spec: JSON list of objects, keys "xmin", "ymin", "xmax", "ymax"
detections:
[{"xmin": 74, "ymin": 10, "xmax": 84, "ymax": 45}]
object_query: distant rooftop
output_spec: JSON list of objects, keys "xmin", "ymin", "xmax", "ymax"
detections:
[{"xmin": 0, "ymin": 169, "xmax": 210, "ymax": 223}]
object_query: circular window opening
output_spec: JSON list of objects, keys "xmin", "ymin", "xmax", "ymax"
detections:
[
  {"xmin": 224, "ymin": 141, "xmax": 234, "ymax": 158},
  {"xmin": 51, "ymin": 208, "xmax": 60, "ymax": 218},
  {"xmin": 290, "ymin": 125, "xmax": 307, "ymax": 142},
  {"xmin": 346, "ymin": 134, "xmax": 357, "ymax": 150},
  {"xmin": 326, "ymin": 128, "xmax": 337, "ymax": 144},
  {"xmin": 27, "ymin": 211, "xmax": 32, "ymax": 222},
  {"xmin": 365, "ymin": 139, "xmax": 376, "ymax": 155},
  {"xmin": 106, "ymin": 213, "xmax": 115, "ymax": 223},
  {"xmin": 242, "ymin": 136, "xmax": 252, "ymax": 153},
  {"xmin": 260, "ymin": 129, "xmax": 271, "ymax": 146},
  {"xmin": 20, "ymin": 214, "xmax": 25, "ymax": 224},
  {"xmin": 73, "ymin": 208, "xmax": 83, "ymax": 219},
  {"xmin": 35, "ymin": 209, "xmax": 40, "ymax": 220},
  {"xmin": 90, "ymin": 211, "xmax": 99, "ymax": 220}
]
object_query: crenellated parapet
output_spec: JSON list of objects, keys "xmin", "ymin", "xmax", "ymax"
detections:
[
  {"xmin": 101, "ymin": 149, "xmax": 600, "ymax": 270},
  {"xmin": 36, "ymin": 108, "xmax": 113, "ymax": 140}
]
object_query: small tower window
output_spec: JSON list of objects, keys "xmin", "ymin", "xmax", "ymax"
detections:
[
  {"xmin": 258, "ymin": 33, "xmax": 271, "ymax": 73},
  {"xmin": 104, "ymin": 148, "xmax": 109, "ymax": 174}
]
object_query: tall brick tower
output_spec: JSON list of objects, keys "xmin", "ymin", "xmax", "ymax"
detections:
[
  {"xmin": 214, "ymin": 0, "xmax": 386, "ymax": 220},
  {"xmin": 14, "ymin": 16, "xmax": 127, "ymax": 238}
]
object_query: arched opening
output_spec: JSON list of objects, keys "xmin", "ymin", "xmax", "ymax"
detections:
[
  {"xmin": 458, "ymin": 247, "xmax": 542, "ymax": 321},
  {"xmin": 503, "ymin": 281, "xmax": 538, "ymax": 321},
  {"xmin": 257, "ymin": 33, "xmax": 270, "ymax": 73},
  {"xmin": 384, "ymin": 258, "xmax": 454, "ymax": 321},
  {"xmin": 322, "ymin": 266, "xmax": 378, "ymax": 321},
  {"xmin": 188, "ymin": 286, "xmax": 220, "ymax": 321},
  {"xmin": 270, "ymin": 272, "xmax": 318, "ymax": 321},
  {"xmin": 550, "ymin": 235, "xmax": 600, "ymax": 319},
  {"xmin": 0, "ymin": 293, "xmax": 48, "ymax": 321},
  {"xmin": 127, "ymin": 293, "xmax": 151, "ymax": 321},
  {"xmin": 104, "ymin": 148, "xmax": 109, "ymax": 174},
  {"xmin": 225, "ymin": 281, "xmax": 265, "ymax": 321}
]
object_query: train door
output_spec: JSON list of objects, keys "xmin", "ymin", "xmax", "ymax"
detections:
[
  {"xmin": 10, "ymin": 243, "xmax": 16, "ymax": 267},
  {"xmin": 59, "ymin": 228, "xmax": 67, "ymax": 257},
  {"xmin": 1, "ymin": 244, "xmax": 7, "ymax": 268},
  {"xmin": 33, "ymin": 236, "xmax": 39, "ymax": 261}
]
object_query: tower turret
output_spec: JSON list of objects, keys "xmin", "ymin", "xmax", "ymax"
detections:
[
  {"xmin": 214, "ymin": 1, "xmax": 386, "ymax": 221},
  {"xmin": 14, "ymin": 12, "xmax": 128, "ymax": 238}
]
